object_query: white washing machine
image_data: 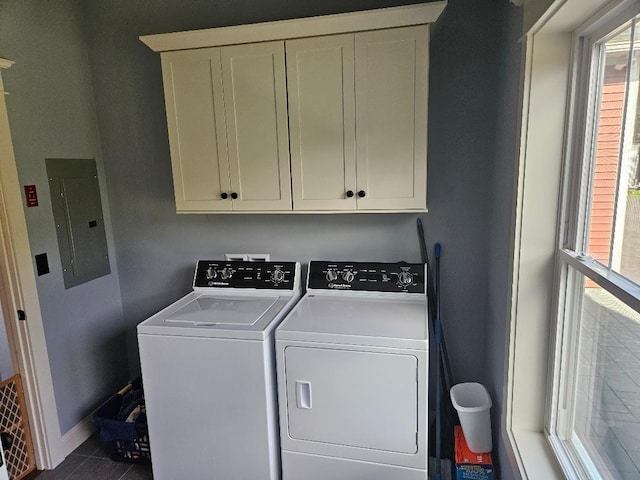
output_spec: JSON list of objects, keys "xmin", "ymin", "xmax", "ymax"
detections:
[
  {"xmin": 276, "ymin": 261, "xmax": 429, "ymax": 480},
  {"xmin": 137, "ymin": 260, "xmax": 301, "ymax": 480}
]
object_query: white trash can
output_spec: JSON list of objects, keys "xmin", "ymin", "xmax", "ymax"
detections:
[{"xmin": 450, "ymin": 382, "xmax": 492, "ymax": 453}]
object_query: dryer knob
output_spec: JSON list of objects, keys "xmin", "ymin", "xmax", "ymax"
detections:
[
  {"xmin": 271, "ymin": 269, "xmax": 285, "ymax": 284},
  {"xmin": 342, "ymin": 270, "xmax": 355, "ymax": 283},
  {"xmin": 325, "ymin": 269, "xmax": 338, "ymax": 282},
  {"xmin": 220, "ymin": 267, "xmax": 233, "ymax": 280},
  {"xmin": 397, "ymin": 271, "xmax": 414, "ymax": 287}
]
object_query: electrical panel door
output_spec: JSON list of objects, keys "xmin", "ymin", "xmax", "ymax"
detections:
[{"xmin": 47, "ymin": 158, "xmax": 110, "ymax": 288}]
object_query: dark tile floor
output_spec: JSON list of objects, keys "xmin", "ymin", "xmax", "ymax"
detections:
[{"xmin": 29, "ymin": 435, "xmax": 153, "ymax": 480}]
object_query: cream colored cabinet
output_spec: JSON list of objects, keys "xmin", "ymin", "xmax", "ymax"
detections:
[
  {"xmin": 145, "ymin": 3, "xmax": 446, "ymax": 213},
  {"xmin": 355, "ymin": 26, "xmax": 428, "ymax": 211},
  {"xmin": 161, "ymin": 42, "xmax": 291, "ymax": 212},
  {"xmin": 287, "ymin": 34, "xmax": 357, "ymax": 211},
  {"xmin": 162, "ymin": 48, "xmax": 230, "ymax": 212},
  {"xmin": 286, "ymin": 25, "xmax": 428, "ymax": 211}
]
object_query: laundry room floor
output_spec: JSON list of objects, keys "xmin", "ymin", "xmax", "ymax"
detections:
[{"xmin": 25, "ymin": 435, "xmax": 153, "ymax": 480}]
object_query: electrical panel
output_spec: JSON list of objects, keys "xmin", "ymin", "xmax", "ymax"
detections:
[{"xmin": 46, "ymin": 158, "xmax": 110, "ymax": 289}]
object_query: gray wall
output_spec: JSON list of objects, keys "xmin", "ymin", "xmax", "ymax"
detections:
[
  {"xmin": 484, "ymin": 2, "xmax": 523, "ymax": 479},
  {"xmin": 1, "ymin": 0, "xmax": 523, "ymax": 466},
  {"xmin": 83, "ymin": 0, "xmax": 510, "ymax": 387},
  {"xmin": 428, "ymin": 0, "xmax": 500, "ymax": 385},
  {"xmin": 0, "ymin": 0, "xmax": 128, "ymax": 434}
]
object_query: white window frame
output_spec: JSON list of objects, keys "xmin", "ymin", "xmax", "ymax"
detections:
[
  {"xmin": 505, "ymin": 0, "xmax": 640, "ymax": 479},
  {"xmin": 548, "ymin": 3, "xmax": 640, "ymax": 478}
]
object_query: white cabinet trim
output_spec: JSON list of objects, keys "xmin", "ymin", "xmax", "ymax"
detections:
[
  {"xmin": 140, "ymin": 2, "xmax": 447, "ymax": 52},
  {"xmin": 0, "ymin": 59, "xmax": 15, "ymax": 70}
]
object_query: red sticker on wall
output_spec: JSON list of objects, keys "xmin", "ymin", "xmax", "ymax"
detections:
[{"xmin": 24, "ymin": 185, "xmax": 38, "ymax": 207}]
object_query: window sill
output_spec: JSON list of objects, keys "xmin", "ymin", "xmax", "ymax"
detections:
[{"xmin": 510, "ymin": 430, "xmax": 565, "ymax": 479}]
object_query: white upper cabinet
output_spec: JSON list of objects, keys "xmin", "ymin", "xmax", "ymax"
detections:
[
  {"xmin": 287, "ymin": 26, "xmax": 428, "ymax": 211},
  {"xmin": 221, "ymin": 42, "xmax": 291, "ymax": 211},
  {"xmin": 143, "ymin": 2, "xmax": 446, "ymax": 213},
  {"xmin": 162, "ymin": 48, "xmax": 231, "ymax": 212},
  {"xmin": 287, "ymin": 34, "xmax": 357, "ymax": 211},
  {"xmin": 355, "ymin": 26, "xmax": 428, "ymax": 211},
  {"xmin": 162, "ymin": 42, "xmax": 291, "ymax": 212}
]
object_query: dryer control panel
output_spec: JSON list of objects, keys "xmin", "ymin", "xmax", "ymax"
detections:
[
  {"xmin": 193, "ymin": 261, "xmax": 297, "ymax": 289},
  {"xmin": 308, "ymin": 261, "xmax": 425, "ymax": 293}
]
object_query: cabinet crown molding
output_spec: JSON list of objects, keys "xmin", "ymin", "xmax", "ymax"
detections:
[
  {"xmin": 0, "ymin": 59, "xmax": 15, "ymax": 70},
  {"xmin": 140, "ymin": 1, "xmax": 446, "ymax": 52}
]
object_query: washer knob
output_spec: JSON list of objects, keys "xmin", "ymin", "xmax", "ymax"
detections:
[
  {"xmin": 271, "ymin": 269, "xmax": 285, "ymax": 284},
  {"xmin": 325, "ymin": 269, "xmax": 338, "ymax": 282},
  {"xmin": 397, "ymin": 271, "xmax": 414, "ymax": 287},
  {"xmin": 220, "ymin": 267, "xmax": 234, "ymax": 280},
  {"xmin": 205, "ymin": 267, "xmax": 216, "ymax": 280},
  {"xmin": 342, "ymin": 270, "xmax": 355, "ymax": 283}
]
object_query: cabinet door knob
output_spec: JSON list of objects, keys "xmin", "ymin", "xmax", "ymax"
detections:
[
  {"xmin": 231, "ymin": 192, "xmax": 238, "ymax": 199},
  {"xmin": 346, "ymin": 190, "xmax": 354, "ymax": 198},
  {"xmin": 220, "ymin": 192, "xmax": 228, "ymax": 199},
  {"xmin": 358, "ymin": 190, "xmax": 366, "ymax": 198}
]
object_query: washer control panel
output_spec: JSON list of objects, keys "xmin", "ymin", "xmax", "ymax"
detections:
[
  {"xmin": 308, "ymin": 261, "xmax": 425, "ymax": 293},
  {"xmin": 193, "ymin": 261, "xmax": 297, "ymax": 289}
]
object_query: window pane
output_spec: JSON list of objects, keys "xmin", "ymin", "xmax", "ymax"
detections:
[
  {"xmin": 572, "ymin": 272, "xmax": 640, "ymax": 479},
  {"xmin": 586, "ymin": 20, "xmax": 640, "ymax": 286}
]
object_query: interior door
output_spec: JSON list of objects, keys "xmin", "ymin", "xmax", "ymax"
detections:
[
  {"xmin": 221, "ymin": 42, "xmax": 292, "ymax": 211},
  {"xmin": 284, "ymin": 346, "xmax": 418, "ymax": 454},
  {"xmin": 161, "ymin": 48, "xmax": 231, "ymax": 212},
  {"xmin": 354, "ymin": 26, "xmax": 428, "ymax": 211},
  {"xmin": 286, "ymin": 34, "xmax": 357, "ymax": 211}
]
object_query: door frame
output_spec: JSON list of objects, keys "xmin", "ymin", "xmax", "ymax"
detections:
[{"xmin": 0, "ymin": 58, "xmax": 64, "ymax": 469}]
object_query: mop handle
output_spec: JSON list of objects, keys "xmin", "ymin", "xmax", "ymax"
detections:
[{"xmin": 435, "ymin": 243, "xmax": 442, "ymax": 479}]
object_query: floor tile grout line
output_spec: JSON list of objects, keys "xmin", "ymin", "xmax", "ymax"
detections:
[
  {"xmin": 62, "ymin": 454, "xmax": 91, "ymax": 480},
  {"xmin": 115, "ymin": 463, "xmax": 134, "ymax": 480}
]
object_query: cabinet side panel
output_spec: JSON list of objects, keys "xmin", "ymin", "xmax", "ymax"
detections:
[
  {"xmin": 355, "ymin": 26, "xmax": 427, "ymax": 210},
  {"xmin": 222, "ymin": 42, "xmax": 292, "ymax": 211},
  {"xmin": 287, "ymin": 35, "xmax": 357, "ymax": 210},
  {"xmin": 161, "ymin": 49, "xmax": 231, "ymax": 211}
]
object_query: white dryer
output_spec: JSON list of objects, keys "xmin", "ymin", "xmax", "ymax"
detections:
[
  {"xmin": 276, "ymin": 261, "xmax": 429, "ymax": 480},
  {"xmin": 137, "ymin": 260, "xmax": 301, "ymax": 480}
]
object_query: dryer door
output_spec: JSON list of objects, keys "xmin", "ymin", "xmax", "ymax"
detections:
[{"xmin": 284, "ymin": 346, "xmax": 418, "ymax": 454}]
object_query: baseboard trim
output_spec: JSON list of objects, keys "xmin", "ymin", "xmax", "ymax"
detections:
[{"xmin": 62, "ymin": 415, "xmax": 95, "ymax": 456}]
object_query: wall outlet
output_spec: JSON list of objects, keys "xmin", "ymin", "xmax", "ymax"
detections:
[
  {"xmin": 224, "ymin": 253, "xmax": 271, "ymax": 262},
  {"xmin": 225, "ymin": 253, "xmax": 248, "ymax": 261},
  {"xmin": 248, "ymin": 254, "xmax": 270, "ymax": 262}
]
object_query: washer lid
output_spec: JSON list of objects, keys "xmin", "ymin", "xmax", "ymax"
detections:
[
  {"xmin": 138, "ymin": 291, "xmax": 297, "ymax": 339},
  {"xmin": 165, "ymin": 296, "xmax": 278, "ymax": 326},
  {"xmin": 276, "ymin": 295, "xmax": 428, "ymax": 350}
]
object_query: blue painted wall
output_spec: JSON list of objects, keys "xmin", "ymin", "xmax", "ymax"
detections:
[
  {"xmin": 2, "ymin": 1, "xmax": 523, "ymax": 475},
  {"xmin": 0, "ymin": 0, "xmax": 128, "ymax": 434}
]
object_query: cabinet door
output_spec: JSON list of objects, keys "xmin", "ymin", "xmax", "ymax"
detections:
[
  {"xmin": 286, "ymin": 35, "xmax": 357, "ymax": 211},
  {"xmin": 161, "ymin": 48, "xmax": 232, "ymax": 212},
  {"xmin": 355, "ymin": 26, "xmax": 428, "ymax": 210},
  {"xmin": 221, "ymin": 42, "xmax": 292, "ymax": 211}
]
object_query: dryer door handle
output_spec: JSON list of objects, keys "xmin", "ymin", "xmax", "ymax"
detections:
[{"xmin": 296, "ymin": 381, "xmax": 312, "ymax": 409}]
